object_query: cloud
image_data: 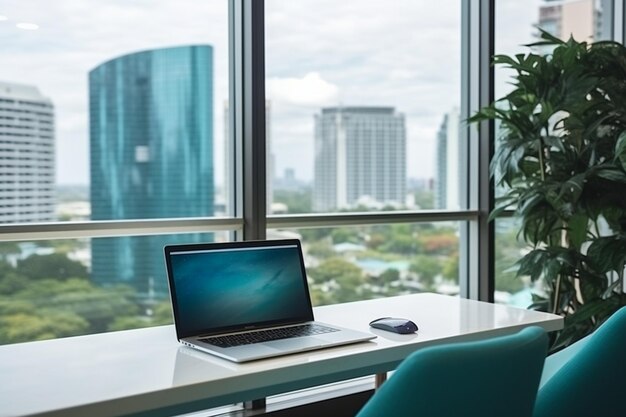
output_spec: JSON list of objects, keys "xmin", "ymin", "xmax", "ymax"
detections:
[
  {"xmin": 1, "ymin": 0, "xmax": 546, "ymax": 183},
  {"xmin": 267, "ymin": 72, "xmax": 338, "ymax": 106}
]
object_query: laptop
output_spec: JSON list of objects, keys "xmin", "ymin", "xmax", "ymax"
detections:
[{"xmin": 163, "ymin": 239, "xmax": 376, "ymax": 363}]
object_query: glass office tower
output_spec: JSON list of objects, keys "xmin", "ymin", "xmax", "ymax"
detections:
[{"xmin": 89, "ymin": 45, "xmax": 214, "ymax": 296}]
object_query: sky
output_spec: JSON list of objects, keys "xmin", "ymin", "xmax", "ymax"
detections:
[{"xmin": 0, "ymin": 0, "xmax": 542, "ymax": 186}]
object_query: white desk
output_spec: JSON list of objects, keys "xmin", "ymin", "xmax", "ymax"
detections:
[{"xmin": 0, "ymin": 293, "xmax": 562, "ymax": 417}]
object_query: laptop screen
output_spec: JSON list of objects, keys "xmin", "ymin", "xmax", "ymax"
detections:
[{"xmin": 165, "ymin": 240, "xmax": 314, "ymax": 339}]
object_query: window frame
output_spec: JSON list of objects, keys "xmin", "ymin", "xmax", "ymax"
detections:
[{"xmin": 0, "ymin": 0, "xmax": 492, "ymax": 304}]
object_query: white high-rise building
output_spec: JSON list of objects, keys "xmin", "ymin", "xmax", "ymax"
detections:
[
  {"xmin": 538, "ymin": 0, "xmax": 611, "ymax": 43},
  {"xmin": 0, "ymin": 81, "xmax": 55, "ymax": 223},
  {"xmin": 313, "ymin": 107, "xmax": 406, "ymax": 212},
  {"xmin": 435, "ymin": 108, "xmax": 461, "ymax": 210}
]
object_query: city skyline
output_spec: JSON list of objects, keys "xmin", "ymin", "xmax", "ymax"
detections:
[
  {"xmin": 0, "ymin": 0, "xmax": 598, "ymax": 189},
  {"xmin": 0, "ymin": 0, "xmax": 460, "ymax": 186}
]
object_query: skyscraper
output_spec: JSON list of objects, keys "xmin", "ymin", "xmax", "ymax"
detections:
[
  {"xmin": 538, "ymin": 0, "xmax": 611, "ymax": 42},
  {"xmin": 435, "ymin": 108, "xmax": 461, "ymax": 210},
  {"xmin": 313, "ymin": 107, "xmax": 406, "ymax": 212},
  {"xmin": 89, "ymin": 46, "xmax": 214, "ymax": 295},
  {"xmin": 0, "ymin": 81, "xmax": 55, "ymax": 223}
]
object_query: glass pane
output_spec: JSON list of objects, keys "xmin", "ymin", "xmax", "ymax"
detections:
[
  {"xmin": 496, "ymin": 0, "xmax": 609, "ymax": 99},
  {"xmin": 0, "ymin": 232, "xmax": 228, "ymax": 345},
  {"xmin": 266, "ymin": 1, "xmax": 461, "ymax": 214},
  {"xmin": 493, "ymin": 0, "xmax": 611, "ymax": 291},
  {"xmin": 0, "ymin": 2, "xmax": 228, "ymax": 224},
  {"xmin": 268, "ymin": 222, "xmax": 461, "ymax": 306},
  {"xmin": 494, "ymin": 0, "xmax": 609, "ymax": 200},
  {"xmin": 494, "ymin": 218, "xmax": 538, "ymax": 307}
]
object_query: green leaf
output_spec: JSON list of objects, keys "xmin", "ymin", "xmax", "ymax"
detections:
[
  {"xmin": 567, "ymin": 299, "xmax": 619, "ymax": 326},
  {"xmin": 559, "ymin": 173, "xmax": 586, "ymax": 205},
  {"xmin": 492, "ymin": 54, "xmax": 521, "ymax": 68},
  {"xmin": 568, "ymin": 213, "xmax": 589, "ymax": 251},
  {"xmin": 525, "ymin": 27, "xmax": 565, "ymax": 48},
  {"xmin": 602, "ymin": 279, "xmax": 623, "ymax": 298},
  {"xmin": 488, "ymin": 202, "xmax": 514, "ymax": 222},
  {"xmin": 595, "ymin": 168, "xmax": 626, "ymax": 183},
  {"xmin": 615, "ymin": 131, "xmax": 626, "ymax": 171},
  {"xmin": 578, "ymin": 270, "xmax": 607, "ymax": 301},
  {"xmin": 602, "ymin": 207, "xmax": 626, "ymax": 233},
  {"xmin": 529, "ymin": 299, "xmax": 549, "ymax": 312},
  {"xmin": 467, "ymin": 106, "xmax": 496, "ymax": 124},
  {"xmin": 516, "ymin": 250, "xmax": 549, "ymax": 282},
  {"xmin": 542, "ymin": 135, "xmax": 566, "ymax": 153},
  {"xmin": 586, "ymin": 235, "xmax": 626, "ymax": 274}
]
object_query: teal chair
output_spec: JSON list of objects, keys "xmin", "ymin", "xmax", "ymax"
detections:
[
  {"xmin": 533, "ymin": 306, "xmax": 626, "ymax": 417},
  {"xmin": 356, "ymin": 327, "xmax": 548, "ymax": 417}
]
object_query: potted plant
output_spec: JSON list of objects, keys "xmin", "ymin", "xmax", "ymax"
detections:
[{"xmin": 470, "ymin": 30, "xmax": 626, "ymax": 350}]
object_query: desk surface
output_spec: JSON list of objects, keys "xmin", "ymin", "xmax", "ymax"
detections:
[{"xmin": 0, "ymin": 293, "xmax": 562, "ymax": 417}]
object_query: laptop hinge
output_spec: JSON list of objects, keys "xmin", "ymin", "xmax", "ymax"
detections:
[{"xmin": 243, "ymin": 398, "xmax": 266, "ymax": 410}]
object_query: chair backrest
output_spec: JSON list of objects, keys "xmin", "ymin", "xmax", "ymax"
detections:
[
  {"xmin": 356, "ymin": 326, "xmax": 548, "ymax": 417},
  {"xmin": 533, "ymin": 306, "xmax": 626, "ymax": 417}
]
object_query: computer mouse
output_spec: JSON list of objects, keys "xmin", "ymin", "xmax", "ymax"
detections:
[{"xmin": 369, "ymin": 317, "xmax": 418, "ymax": 334}]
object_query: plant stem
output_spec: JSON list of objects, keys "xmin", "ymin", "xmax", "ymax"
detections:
[
  {"xmin": 537, "ymin": 139, "xmax": 547, "ymax": 182},
  {"xmin": 539, "ymin": 134, "xmax": 559, "ymax": 312},
  {"xmin": 553, "ymin": 275, "xmax": 562, "ymax": 314}
]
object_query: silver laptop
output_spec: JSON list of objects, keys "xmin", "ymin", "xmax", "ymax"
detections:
[{"xmin": 164, "ymin": 239, "xmax": 376, "ymax": 363}]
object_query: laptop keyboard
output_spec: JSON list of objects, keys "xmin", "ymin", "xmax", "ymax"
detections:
[{"xmin": 199, "ymin": 324, "xmax": 339, "ymax": 348}]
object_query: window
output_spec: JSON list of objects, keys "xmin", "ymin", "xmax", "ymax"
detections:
[
  {"xmin": 0, "ymin": 1, "xmax": 235, "ymax": 345},
  {"xmin": 0, "ymin": 1, "xmax": 229, "ymax": 225},
  {"xmin": 265, "ymin": 0, "xmax": 462, "ymax": 213},
  {"xmin": 0, "ymin": 1, "xmax": 622, "ymax": 346}
]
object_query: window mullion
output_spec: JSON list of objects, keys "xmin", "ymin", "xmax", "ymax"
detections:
[
  {"xmin": 461, "ymin": 0, "xmax": 494, "ymax": 302},
  {"xmin": 235, "ymin": 0, "xmax": 267, "ymax": 241}
]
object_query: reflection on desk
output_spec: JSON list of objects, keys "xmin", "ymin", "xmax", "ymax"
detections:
[{"xmin": 0, "ymin": 293, "xmax": 563, "ymax": 417}]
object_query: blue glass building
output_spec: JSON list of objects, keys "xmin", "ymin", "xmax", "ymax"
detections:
[{"xmin": 89, "ymin": 45, "xmax": 214, "ymax": 296}]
